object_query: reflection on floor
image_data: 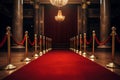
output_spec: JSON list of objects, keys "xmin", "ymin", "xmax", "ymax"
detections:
[{"xmin": 0, "ymin": 48, "xmax": 120, "ymax": 80}]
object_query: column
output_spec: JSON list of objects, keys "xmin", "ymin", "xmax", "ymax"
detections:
[
  {"xmin": 39, "ymin": 5, "xmax": 44, "ymax": 35},
  {"xmin": 12, "ymin": 0, "xmax": 24, "ymax": 48},
  {"xmin": 77, "ymin": 5, "xmax": 82, "ymax": 51},
  {"xmin": 82, "ymin": 8, "xmax": 87, "ymax": 33},
  {"xmin": 77, "ymin": 5, "xmax": 82, "ymax": 34},
  {"xmin": 98, "ymin": 0, "xmax": 110, "ymax": 48},
  {"xmin": 34, "ymin": 0, "xmax": 39, "ymax": 34}
]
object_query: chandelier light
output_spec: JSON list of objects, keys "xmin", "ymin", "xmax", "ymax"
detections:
[
  {"xmin": 55, "ymin": 10, "xmax": 65, "ymax": 22},
  {"xmin": 50, "ymin": 0, "xmax": 68, "ymax": 7},
  {"xmin": 82, "ymin": 0, "xmax": 91, "ymax": 9}
]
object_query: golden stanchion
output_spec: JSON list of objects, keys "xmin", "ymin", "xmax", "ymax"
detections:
[
  {"xmin": 43, "ymin": 36, "xmax": 46, "ymax": 54},
  {"xmin": 49, "ymin": 38, "xmax": 52, "ymax": 50},
  {"xmin": 48, "ymin": 38, "xmax": 51, "ymax": 51},
  {"xmin": 4, "ymin": 26, "xmax": 16, "ymax": 70},
  {"xmin": 69, "ymin": 38, "xmax": 72, "ymax": 50},
  {"xmin": 89, "ymin": 30, "xmax": 96, "ymax": 61},
  {"xmin": 33, "ymin": 34, "xmax": 39, "ymax": 58},
  {"xmin": 82, "ymin": 33, "xmax": 87, "ymax": 57},
  {"xmin": 106, "ymin": 27, "xmax": 120, "ymax": 68},
  {"xmin": 73, "ymin": 36, "xmax": 76, "ymax": 52},
  {"xmin": 79, "ymin": 34, "xmax": 82, "ymax": 55},
  {"xmin": 46, "ymin": 37, "xmax": 49, "ymax": 52},
  {"xmin": 76, "ymin": 35, "xmax": 79, "ymax": 53},
  {"xmin": 71, "ymin": 38, "xmax": 74, "ymax": 51},
  {"xmin": 39, "ymin": 35, "xmax": 43, "ymax": 56},
  {"xmin": 22, "ymin": 31, "xmax": 31, "ymax": 62}
]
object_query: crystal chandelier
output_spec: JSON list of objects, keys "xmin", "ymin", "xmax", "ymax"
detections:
[
  {"xmin": 55, "ymin": 10, "xmax": 65, "ymax": 22},
  {"xmin": 50, "ymin": 0, "xmax": 68, "ymax": 7}
]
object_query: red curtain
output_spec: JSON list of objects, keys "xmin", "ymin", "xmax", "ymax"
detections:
[{"xmin": 44, "ymin": 4, "xmax": 77, "ymax": 49}]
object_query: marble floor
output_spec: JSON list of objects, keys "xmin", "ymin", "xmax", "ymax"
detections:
[{"xmin": 0, "ymin": 48, "xmax": 120, "ymax": 80}]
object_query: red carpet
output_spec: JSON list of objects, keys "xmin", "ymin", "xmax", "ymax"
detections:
[{"xmin": 3, "ymin": 50, "xmax": 120, "ymax": 80}]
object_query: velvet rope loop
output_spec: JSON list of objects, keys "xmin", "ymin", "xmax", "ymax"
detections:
[
  {"xmin": 12, "ymin": 36, "xmax": 26, "ymax": 45},
  {"xmin": 95, "ymin": 35, "xmax": 111, "ymax": 45},
  {"xmin": 116, "ymin": 35, "xmax": 120, "ymax": 43},
  {"xmin": 0, "ymin": 35, "xmax": 7, "ymax": 48},
  {"xmin": 86, "ymin": 37, "xmax": 92, "ymax": 45},
  {"xmin": 28, "ymin": 38, "xmax": 35, "ymax": 46}
]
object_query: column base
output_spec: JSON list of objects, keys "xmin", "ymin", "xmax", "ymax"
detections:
[
  {"xmin": 11, "ymin": 45, "xmax": 25, "ymax": 48},
  {"xmin": 11, "ymin": 45, "xmax": 25, "ymax": 51},
  {"xmin": 97, "ymin": 45, "xmax": 111, "ymax": 48}
]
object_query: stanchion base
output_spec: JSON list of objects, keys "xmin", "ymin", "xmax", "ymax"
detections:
[
  {"xmin": 79, "ymin": 51, "xmax": 82, "ymax": 55},
  {"xmin": 106, "ymin": 62, "xmax": 120, "ymax": 68},
  {"xmin": 43, "ymin": 50, "xmax": 46, "ymax": 54},
  {"xmin": 89, "ymin": 55, "xmax": 96, "ymax": 61},
  {"xmin": 39, "ymin": 52, "xmax": 43, "ymax": 56},
  {"xmin": 33, "ymin": 54, "xmax": 39, "ymax": 59},
  {"xmin": 76, "ymin": 50, "xmax": 79, "ymax": 53},
  {"xmin": 4, "ymin": 64, "xmax": 16, "ymax": 70},
  {"xmin": 22, "ymin": 57, "xmax": 31, "ymax": 62},
  {"xmin": 90, "ymin": 55, "xmax": 96, "ymax": 59},
  {"xmin": 82, "ymin": 52, "xmax": 87, "ymax": 57},
  {"xmin": 46, "ymin": 49, "xmax": 49, "ymax": 52}
]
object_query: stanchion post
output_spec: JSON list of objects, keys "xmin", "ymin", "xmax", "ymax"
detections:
[
  {"xmin": 79, "ymin": 34, "xmax": 82, "ymax": 55},
  {"xmin": 46, "ymin": 37, "xmax": 48, "ymax": 52},
  {"xmin": 83, "ymin": 33, "xmax": 87, "ymax": 57},
  {"xmin": 33, "ymin": 34, "xmax": 39, "ymax": 58},
  {"xmin": 90, "ymin": 30, "xmax": 96, "ymax": 60},
  {"xmin": 50, "ymin": 38, "xmax": 52, "ymax": 50},
  {"xmin": 73, "ymin": 36, "xmax": 76, "ymax": 52},
  {"xmin": 22, "ymin": 31, "xmax": 31, "ymax": 62},
  {"xmin": 106, "ymin": 27, "xmax": 119, "ymax": 68},
  {"xmin": 4, "ymin": 26, "xmax": 16, "ymax": 70},
  {"xmin": 39, "ymin": 35, "xmax": 43, "ymax": 56},
  {"xmin": 43, "ymin": 36, "xmax": 46, "ymax": 54},
  {"xmin": 76, "ymin": 35, "xmax": 79, "ymax": 53}
]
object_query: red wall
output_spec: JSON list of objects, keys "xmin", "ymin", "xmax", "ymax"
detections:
[{"xmin": 44, "ymin": 4, "xmax": 77, "ymax": 49}]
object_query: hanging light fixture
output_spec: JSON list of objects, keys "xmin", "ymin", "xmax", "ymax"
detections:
[
  {"xmin": 49, "ymin": 0, "xmax": 68, "ymax": 22},
  {"xmin": 55, "ymin": 10, "xmax": 65, "ymax": 22},
  {"xmin": 82, "ymin": 0, "xmax": 91, "ymax": 9},
  {"xmin": 50, "ymin": 0, "xmax": 68, "ymax": 7}
]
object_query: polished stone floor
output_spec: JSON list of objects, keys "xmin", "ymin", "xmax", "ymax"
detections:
[{"xmin": 0, "ymin": 48, "xmax": 120, "ymax": 80}]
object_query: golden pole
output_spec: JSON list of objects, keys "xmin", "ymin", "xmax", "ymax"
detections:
[
  {"xmin": 83, "ymin": 33, "xmax": 87, "ymax": 57},
  {"xmin": 22, "ymin": 31, "xmax": 31, "ymax": 62},
  {"xmin": 76, "ymin": 35, "xmax": 79, "ymax": 53},
  {"xmin": 4, "ymin": 26, "xmax": 16, "ymax": 70},
  {"xmin": 106, "ymin": 27, "xmax": 119, "ymax": 68},
  {"xmin": 90, "ymin": 30, "xmax": 96, "ymax": 60},
  {"xmin": 25, "ymin": 31, "xmax": 28, "ymax": 58},
  {"xmin": 111, "ymin": 27, "xmax": 115, "ymax": 61},
  {"xmin": 79, "ymin": 34, "xmax": 82, "ymax": 55},
  {"xmin": 73, "ymin": 36, "xmax": 76, "ymax": 52},
  {"xmin": 43, "ymin": 36, "xmax": 46, "ymax": 54},
  {"xmin": 39, "ymin": 35, "xmax": 43, "ymax": 56},
  {"xmin": 33, "ymin": 34, "xmax": 39, "ymax": 58},
  {"xmin": 46, "ymin": 37, "xmax": 48, "ymax": 52}
]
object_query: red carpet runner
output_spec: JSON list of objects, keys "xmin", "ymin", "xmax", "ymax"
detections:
[{"xmin": 3, "ymin": 50, "xmax": 120, "ymax": 80}]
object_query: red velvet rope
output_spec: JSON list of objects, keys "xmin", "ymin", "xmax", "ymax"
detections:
[
  {"xmin": 0, "ymin": 35, "xmax": 7, "ymax": 48},
  {"xmin": 116, "ymin": 35, "xmax": 120, "ymax": 43},
  {"xmin": 12, "ymin": 36, "xmax": 26, "ymax": 45},
  {"xmin": 28, "ymin": 39, "xmax": 35, "ymax": 46},
  {"xmin": 86, "ymin": 37, "xmax": 92, "ymax": 45},
  {"xmin": 95, "ymin": 35, "xmax": 111, "ymax": 45}
]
